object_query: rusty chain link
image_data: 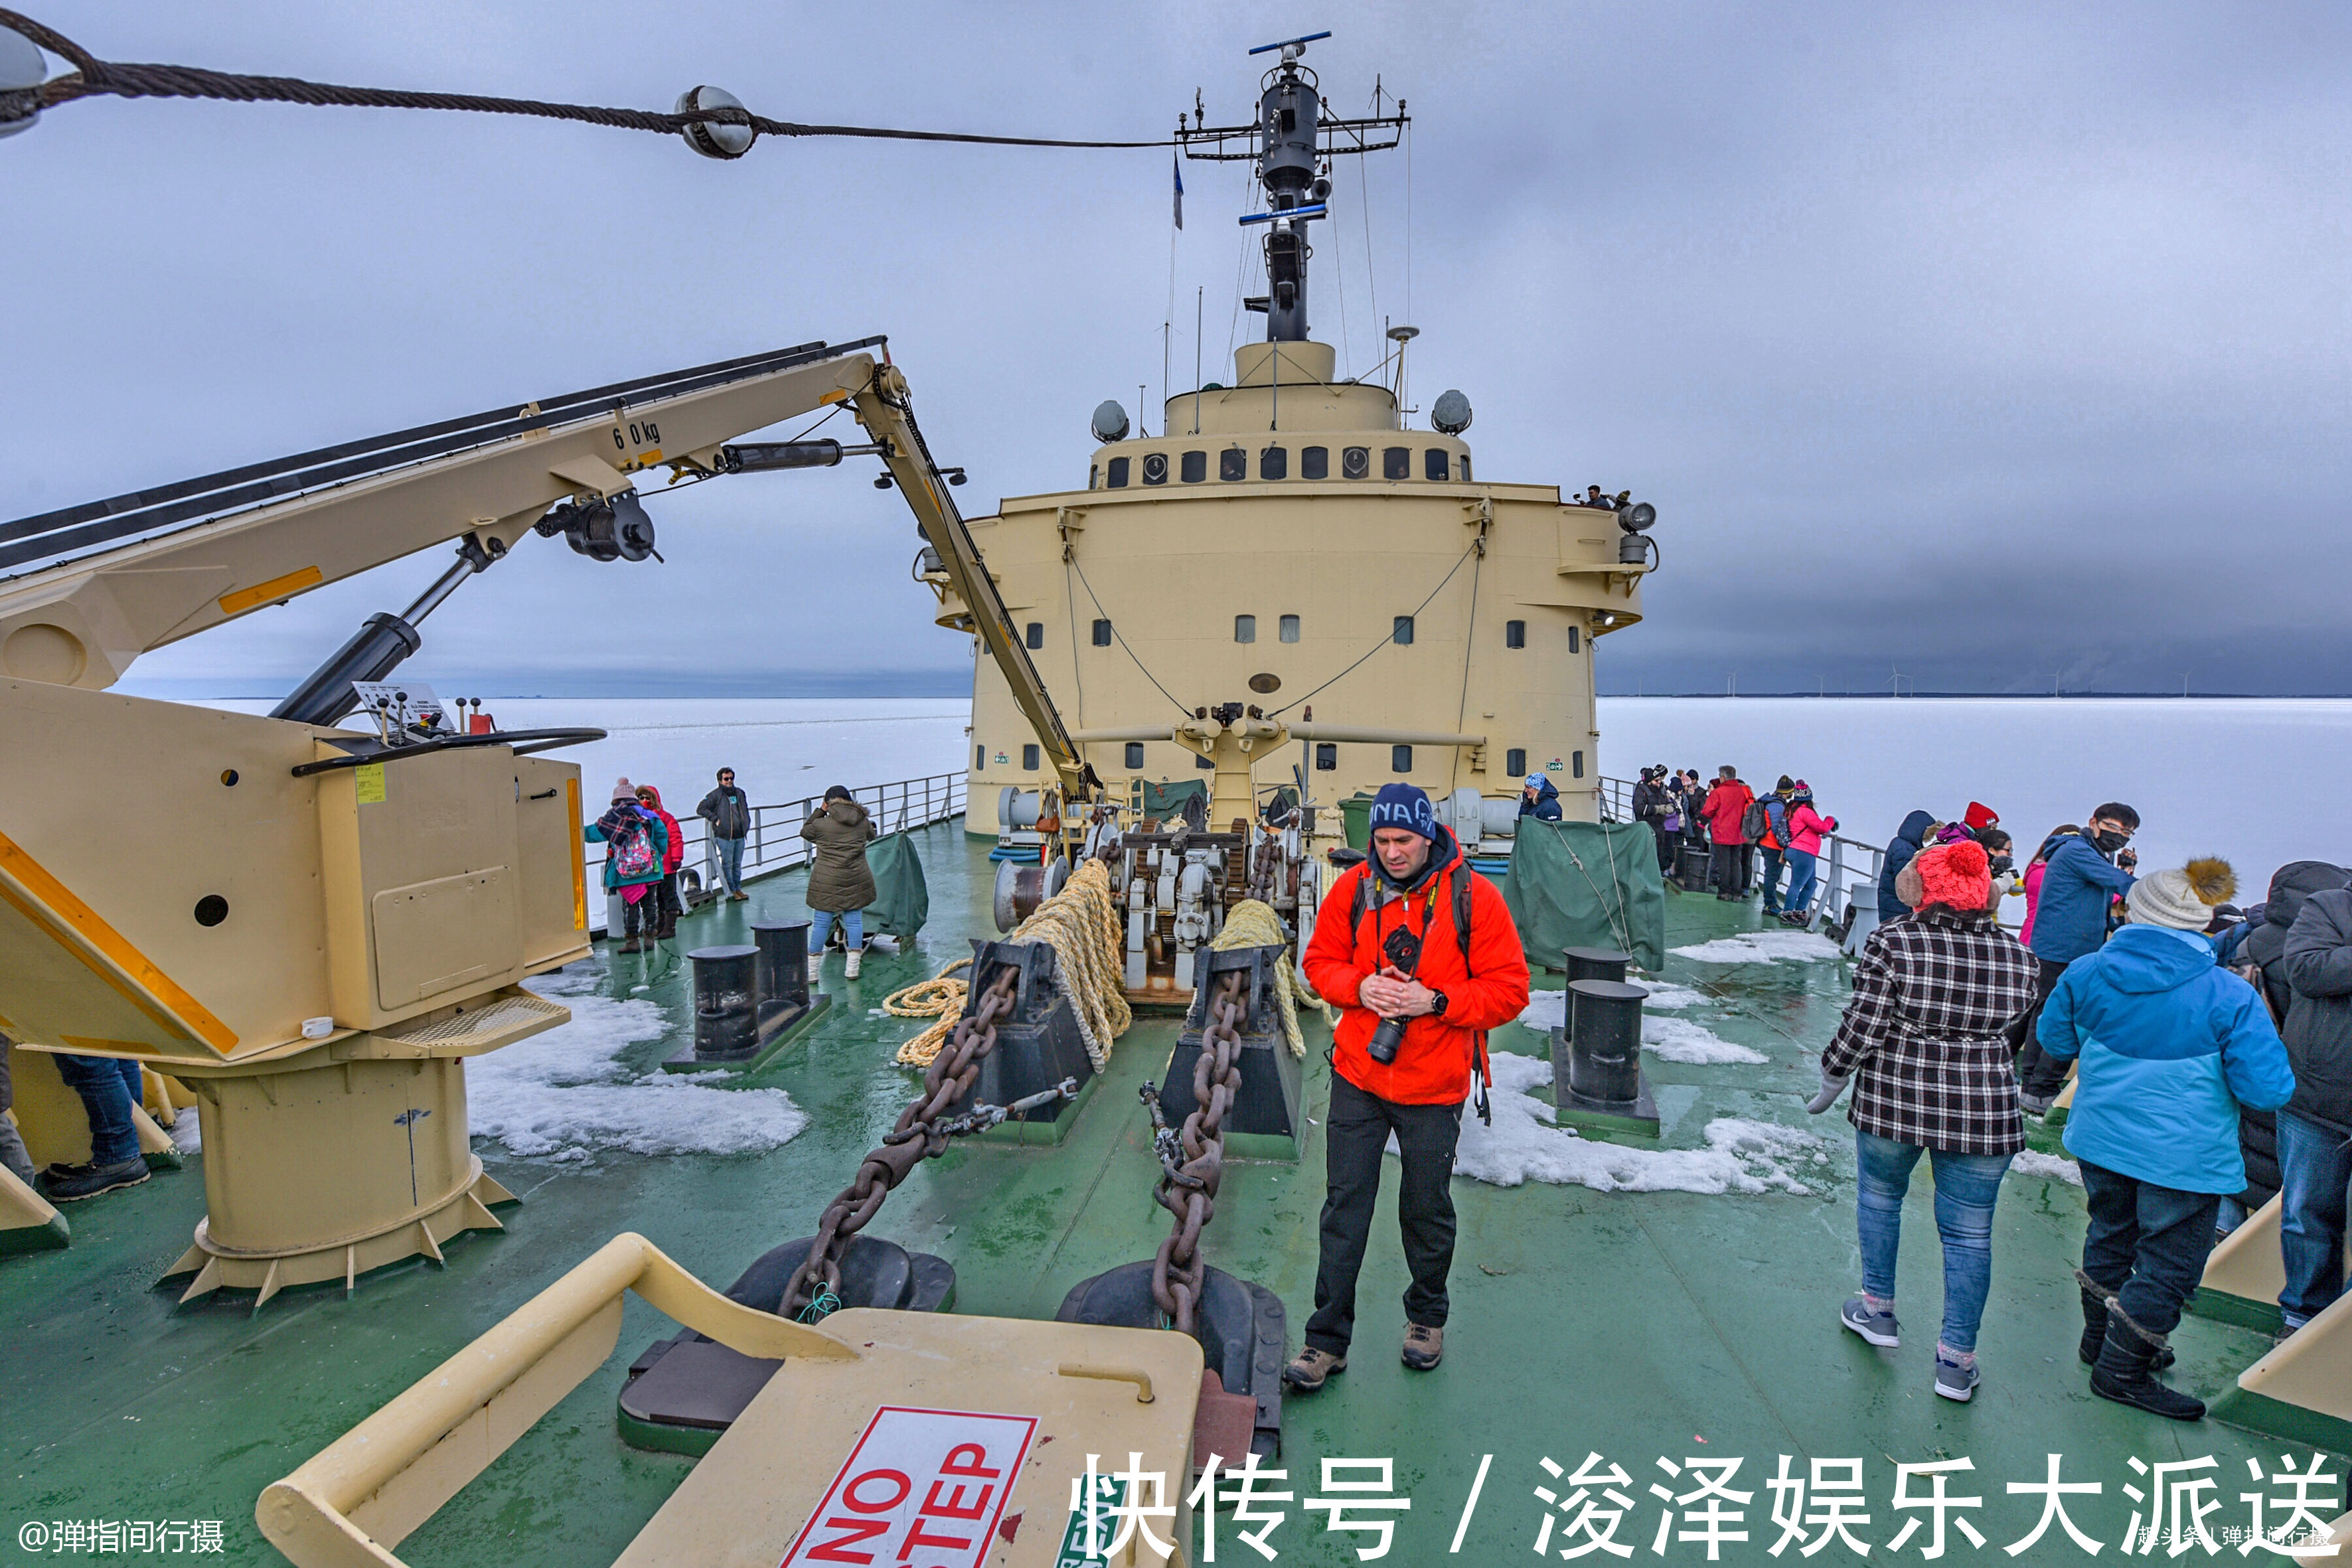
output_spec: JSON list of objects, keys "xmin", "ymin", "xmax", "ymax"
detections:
[
  {"xmin": 781, "ymin": 965, "xmax": 1019, "ymax": 1320},
  {"xmin": 1142, "ymin": 969, "xmax": 1247, "ymax": 1335}
]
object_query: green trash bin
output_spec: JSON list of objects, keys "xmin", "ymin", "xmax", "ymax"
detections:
[{"xmin": 1340, "ymin": 793, "xmax": 1374, "ymax": 850}]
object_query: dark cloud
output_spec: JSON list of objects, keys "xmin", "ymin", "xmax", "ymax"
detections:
[{"xmin": 5, "ymin": 1, "xmax": 2345, "ymax": 699}]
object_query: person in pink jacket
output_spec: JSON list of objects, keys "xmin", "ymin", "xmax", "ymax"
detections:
[{"xmin": 1778, "ymin": 781, "xmax": 1840, "ymax": 927}]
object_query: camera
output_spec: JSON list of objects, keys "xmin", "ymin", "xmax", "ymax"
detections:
[{"xmin": 1366, "ymin": 924, "xmax": 1423, "ymax": 1066}]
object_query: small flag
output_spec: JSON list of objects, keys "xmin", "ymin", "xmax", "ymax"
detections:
[{"xmin": 1172, "ymin": 152, "xmax": 1184, "ymax": 230}]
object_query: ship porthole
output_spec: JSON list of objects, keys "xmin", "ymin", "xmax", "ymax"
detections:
[{"xmin": 1249, "ymin": 672, "xmax": 1281, "ymax": 694}]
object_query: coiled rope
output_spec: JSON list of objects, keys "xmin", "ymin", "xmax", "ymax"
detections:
[
  {"xmin": 1207, "ymin": 898, "xmax": 1328, "ymax": 1059},
  {"xmin": 885, "ymin": 860, "xmax": 1132, "ymax": 1071},
  {"xmin": 0, "ymin": 11, "xmax": 1174, "ymax": 151},
  {"xmin": 885, "ymin": 958, "xmax": 971, "ymax": 1069}
]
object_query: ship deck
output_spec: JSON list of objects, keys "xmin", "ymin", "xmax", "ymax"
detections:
[{"xmin": 2, "ymin": 820, "xmax": 2325, "ymax": 1564}]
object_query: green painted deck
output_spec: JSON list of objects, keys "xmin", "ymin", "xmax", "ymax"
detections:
[{"xmin": 1, "ymin": 821, "xmax": 2331, "ymax": 1563}]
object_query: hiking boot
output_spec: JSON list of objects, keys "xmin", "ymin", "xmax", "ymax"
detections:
[
  {"xmin": 730, "ymin": 891, "xmax": 749, "ymax": 902},
  {"xmin": 1840, "ymin": 1295, "xmax": 1900, "ymax": 1348},
  {"xmin": 2019, "ymin": 1091, "xmax": 2055, "ymax": 1117},
  {"xmin": 1933, "ymin": 1354, "xmax": 1980, "ymax": 1403},
  {"xmin": 2078, "ymin": 1288, "xmax": 2175, "ymax": 1370},
  {"xmin": 1401, "ymin": 1324, "xmax": 1444, "ymax": 1370},
  {"xmin": 44, "ymin": 1158, "xmax": 151, "ymax": 1202},
  {"xmin": 2090, "ymin": 1322, "xmax": 2203, "ymax": 1421},
  {"xmin": 1282, "ymin": 1346, "xmax": 1346, "ymax": 1392}
]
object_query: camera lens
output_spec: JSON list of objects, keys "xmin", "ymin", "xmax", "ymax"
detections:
[{"xmin": 1368, "ymin": 1016, "xmax": 1406, "ymax": 1065}]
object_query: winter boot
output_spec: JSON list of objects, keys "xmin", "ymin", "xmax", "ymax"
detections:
[
  {"xmin": 2090, "ymin": 1320, "xmax": 2203, "ymax": 1421},
  {"xmin": 844, "ymin": 948, "xmax": 862, "ymax": 980},
  {"xmin": 2079, "ymin": 1287, "xmax": 2172, "ymax": 1370}
]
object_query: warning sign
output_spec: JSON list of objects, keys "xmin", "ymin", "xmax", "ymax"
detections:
[
  {"xmin": 354, "ymin": 762, "xmax": 387, "ymax": 804},
  {"xmin": 778, "ymin": 1406, "xmax": 1037, "ymax": 1568}
]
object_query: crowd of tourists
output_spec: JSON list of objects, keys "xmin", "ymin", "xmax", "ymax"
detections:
[
  {"xmin": 1630, "ymin": 765, "xmax": 1843, "ymax": 925},
  {"xmin": 1807, "ymin": 791, "xmax": 2347, "ymax": 1425}
]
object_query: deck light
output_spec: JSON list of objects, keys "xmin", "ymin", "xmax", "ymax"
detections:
[
  {"xmin": 1616, "ymin": 500, "xmax": 1657, "ymax": 534},
  {"xmin": 674, "ymin": 86, "xmax": 755, "ymax": 159}
]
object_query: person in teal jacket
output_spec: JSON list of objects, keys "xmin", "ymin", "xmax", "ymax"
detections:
[
  {"xmin": 584, "ymin": 776, "xmax": 670, "ymax": 953},
  {"xmin": 2039, "ymin": 856, "xmax": 2294, "ymax": 1422}
]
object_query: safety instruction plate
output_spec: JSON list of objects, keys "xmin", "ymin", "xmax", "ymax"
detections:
[
  {"xmin": 354, "ymin": 762, "xmax": 387, "ymax": 804},
  {"xmin": 777, "ymin": 1405, "xmax": 1037, "ymax": 1568}
]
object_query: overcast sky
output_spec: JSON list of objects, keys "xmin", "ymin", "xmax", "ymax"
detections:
[{"xmin": 6, "ymin": 1, "xmax": 2347, "ymax": 698}]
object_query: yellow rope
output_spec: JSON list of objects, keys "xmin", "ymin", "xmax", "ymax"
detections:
[
  {"xmin": 885, "ymin": 957, "xmax": 971, "ymax": 1067},
  {"xmin": 1209, "ymin": 898, "xmax": 1328, "ymax": 1058},
  {"xmin": 1008, "ymin": 858, "xmax": 1133, "ymax": 1071}
]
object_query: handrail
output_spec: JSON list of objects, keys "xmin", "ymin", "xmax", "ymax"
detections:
[{"xmin": 257, "ymin": 1232, "xmax": 858, "ymax": 1568}]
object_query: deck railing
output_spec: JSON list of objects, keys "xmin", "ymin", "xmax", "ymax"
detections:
[
  {"xmin": 1598, "ymin": 774, "xmax": 1886, "ymax": 933},
  {"xmin": 590, "ymin": 771, "xmax": 966, "ymax": 936}
]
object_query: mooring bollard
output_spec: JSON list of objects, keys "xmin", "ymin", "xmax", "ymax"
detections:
[
  {"xmin": 1554, "ymin": 977, "xmax": 1660, "ymax": 1137},
  {"xmin": 749, "ymin": 919, "xmax": 811, "ymax": 1019},
  {"xmin": 686, "ymin": 944, "xmax": 760, "ymax": 1060},
  {"xmin": 1561, "ymin": 947, "xmax": 1631, "ymax": 1045}
]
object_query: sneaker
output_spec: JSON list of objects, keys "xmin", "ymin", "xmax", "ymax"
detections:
[
  {"xmin": 44, "ymin": 1158, "xmax": 151, "ymax": 1202},
  {"xmin": 1840, "ymin": 1296, "xmax": 1900, "ymax": 1348},
  {"xmin": 2019, "ymin": 1091, "xmax": 2055, "ymax": 1117},
  {"xmin": 1281, "ymin": 1346, "xmax": 1346, "ymax": 1392},
  {"xmin": 1933, "ymin": 1354, "xmax": 1979, "ymax": 1402},
  {"xmin": 1401, "ymin": 1324, "xmax": 1445, "ymax": 1370}
]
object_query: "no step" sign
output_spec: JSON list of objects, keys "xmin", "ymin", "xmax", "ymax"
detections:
[{"xmin": 778, "ymin": 1406, "xmax": 1038, "ymax": 1568}]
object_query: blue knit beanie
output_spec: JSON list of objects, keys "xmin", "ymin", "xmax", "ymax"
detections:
[{"xmin": 1368, "ymin": 782, "xmax": 1436, "ymax": 840}]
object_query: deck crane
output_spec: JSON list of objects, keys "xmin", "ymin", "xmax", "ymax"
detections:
[{"xmin": 0, "ymin": 339, "xmax": 1093, "ymax": 1300}]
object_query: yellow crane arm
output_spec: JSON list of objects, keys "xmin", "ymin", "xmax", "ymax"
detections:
[
  {"xmin": 852, "ymin": 364, "xmax": 1093, "ymax": 805},
  {"xmin": 0, "ymin": 342, "xmax": 885, "ymax": 693}
]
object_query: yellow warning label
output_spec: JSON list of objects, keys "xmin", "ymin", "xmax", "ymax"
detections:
[{"xmin": 354, "ymin": 763, "xmax": 387, "ymax": 805}]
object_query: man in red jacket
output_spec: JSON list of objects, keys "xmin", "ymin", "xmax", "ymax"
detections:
[
  {"xmin": 1288, "ymin": 783, "xmax": 1531, "ymax": 1389},
  {"xmin": 1701, "ymin": 765, "xmax": 1757, "ymax": 903}
]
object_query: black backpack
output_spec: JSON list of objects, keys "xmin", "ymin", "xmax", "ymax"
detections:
[{"xmin": 1345, "ymin": 860, "xmax": 1492, "ymax": 1124}]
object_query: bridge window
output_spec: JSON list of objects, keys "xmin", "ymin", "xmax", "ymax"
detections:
[
  {"xmin": 1507, "ymin": 747, "xmax": 1527, "ymax": 777},
  {"xmin": 1391, "ymin": 745, "xmax": 1413, "ymax": 774},
  {"xmin": 975, "ymin": 744, "xmax": 984, "ymax": 770},
  {"xmin": 1460, "ymin": 456, "xmax": 1472, "ymax": 481},
  {"xmin": 1181, "ymin": 450, "xmax": 1206, "ymax": 483},
  {"xmin": 1506, "ymin": 619, "xmax": 1526, "ymax": 649},
  {"xmin": 1234, "ymin": 615, "xmax": 1257, "ymax": 644},
  {"xmin": 1316, "ymin": 743, "xmax": 1338, "ymax": 771},
  {"xmin": 1425, "ymin": 449, "xmax": 1450, "ymax": 481},
  {"xmin": 1220, "ymin": 448, "xmax": 1247, "ymax": 481},
  {"xmin": 1107, "ymin": 457, "xmax": 1130, "ymax": 488},
  {"xmin": 1279, "ymin": 613, "xmax": 1300, "ymax": 643},
  {"xmin": 1301, "ymin": 445, "xmax": 1329, "ymax": 479},
  {"xmin": 1125, "ymin": 742, "xmax": 1144, "ymax": 769},
  {"xmin": 1383, "ymin": 447, "xmax": 1410, "ymax": 480},
  {"xmin": 1567, "ymin": 626, "xmax": 1581, "ymax": 655},
  {"xmin": 1092, "ymin": 618, "xmax": 1112, "ymax": 647},
  {"xmin": 1089, "ymin": 464, "xmax": 1099, "ymax": 490},
  {"xmin": 1393, "ymin": 615, "xmax": 1415, "ymax": 645},
  {"xmin": 1142, "ymin": 452, "xmax": 1168, "ymax": 485},
  {"xmin": 1342, "ymin": 446, "xmax": 1371, "ymax": 479},
  {"xmin": 1259, "ymin": 446, "xmax": 1287, "ymax": 481},
  {"xmin": 1025, "ymin": 622, "xmax": 1044, "ymax": 649},
  {"xmin": 1022, "ymin": 744, "xmax": 1040, "ymax": 771},
  {"xmin": 1573, "ymin": 751, "xmax": 1585, "ymax": 779}
]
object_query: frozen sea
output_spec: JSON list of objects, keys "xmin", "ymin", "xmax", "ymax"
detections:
[{"xmin": 181, "ymin": 694, "xmax": 2350, "ymax": 899}]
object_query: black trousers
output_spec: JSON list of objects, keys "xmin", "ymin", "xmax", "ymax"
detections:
[
  {"xmin": 1306, "ymin": 1073, "xmax": 1466, "ymax": 1356},
  {"xmin": 2078, "ymin": 1158, "xmax": 2221, "ymax": 1337},
  {"xmin": 1709, "ymin": 841, "xmax": 1752, "ymax": 897},
  {"xmin": 2011, "ymin": 957, "xmax": 2073, "ymax": 1097},
  {"xmin": 1644, "ymin": 818, "xmax": 1674, "ymax": 874}
]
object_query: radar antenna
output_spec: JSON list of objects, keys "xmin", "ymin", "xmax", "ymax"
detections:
[{"xmin": 1177, "ymin": 30, "xmax": 1407, "ymax": 344}]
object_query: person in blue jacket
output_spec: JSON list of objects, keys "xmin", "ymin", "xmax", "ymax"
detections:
[
  {"xmin": 2015, "ymin": 803, "xmax": 2142, "ymax": 1115},
  {"xmin": 2039, "ymin": 856, "xmax": 2294, "ymax": 1422},
  {"xmin": 1877, "ymin": 811, "xmax": 1938, "ymax": 921},
  {"xmin": 1518, "ymin": 773, "xmax": 1562, "ymax": 823}
]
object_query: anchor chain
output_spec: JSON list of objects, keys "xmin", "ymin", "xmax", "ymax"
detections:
[
  {"xmin": 782, "ymin": 965, "xmax": 1020, "ymax": 1320},
  {"xmin": 1142, "ymin": 968, "xmax": 1248, "ymax": 1335}
]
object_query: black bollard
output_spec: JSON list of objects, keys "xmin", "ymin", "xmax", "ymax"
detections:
[
  {"xmin": 686, "ymin": 945, "xmax": 759, "ymax": 1061},
  {"xmin": 750, "ymin": 919, "xmax": 811, "ymax": 1016},
  {"xmin": 1555, "ymin": 978, "xmax": 1660, "ymax": 1138},
  {"xmin": 1561, "ymin": 947, "xmax": 1631, "ymax": 1044}
]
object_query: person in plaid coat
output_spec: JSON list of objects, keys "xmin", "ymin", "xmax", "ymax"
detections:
[{"xmin": 1809, "ymin": 838, "xmax": 2038, "ymax": 1402}]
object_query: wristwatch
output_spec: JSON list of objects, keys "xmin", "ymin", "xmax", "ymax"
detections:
[{"xmin": 1430, "ymin": 989, "xmax": 1450, "ymax": 1018}]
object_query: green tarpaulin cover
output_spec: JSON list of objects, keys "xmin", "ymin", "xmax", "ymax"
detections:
[
  {"xmin": 1498, "ymin": 820, "xmax": 1666, "ymax": 973},
  {"xmin": 864, "ymin": 831, "xmax": 930, "ymax": 941}
]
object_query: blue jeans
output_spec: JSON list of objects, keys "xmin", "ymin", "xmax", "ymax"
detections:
[
  {"xmin": 809, "ymin": 907, "xmax": 863, "ymax": 956},
  {"xmin": 716, "ymin": 834, "xmax": 745, "ymax": 894},
  {"xmin": 1854, "ymin": 1129, "xmax": 2014, "ymax": 1353},
  {"xmin": 2077, "ymin": 1157, "xmax": 2221, "ymax": 1338},
  {"xmin": 54, "ymin": 1054, "xmax": 144, "ymax": 1168},
  {"xmin": 1759, "ymin": 847, "xmax": 1786, "ymax": 912},
  {"xmin": 1782, "ymin": 849, "xmax": 1820, "ymax": 917},
  {"xmin": 2276, "ymin": 1109, "xmax": 2352, "ymax": 1327}
]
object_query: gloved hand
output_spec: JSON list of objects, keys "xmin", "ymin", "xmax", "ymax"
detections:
[{"xmin": 1806, "ymin": 1071, "xmax": 1851, "ymax": 1115}]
